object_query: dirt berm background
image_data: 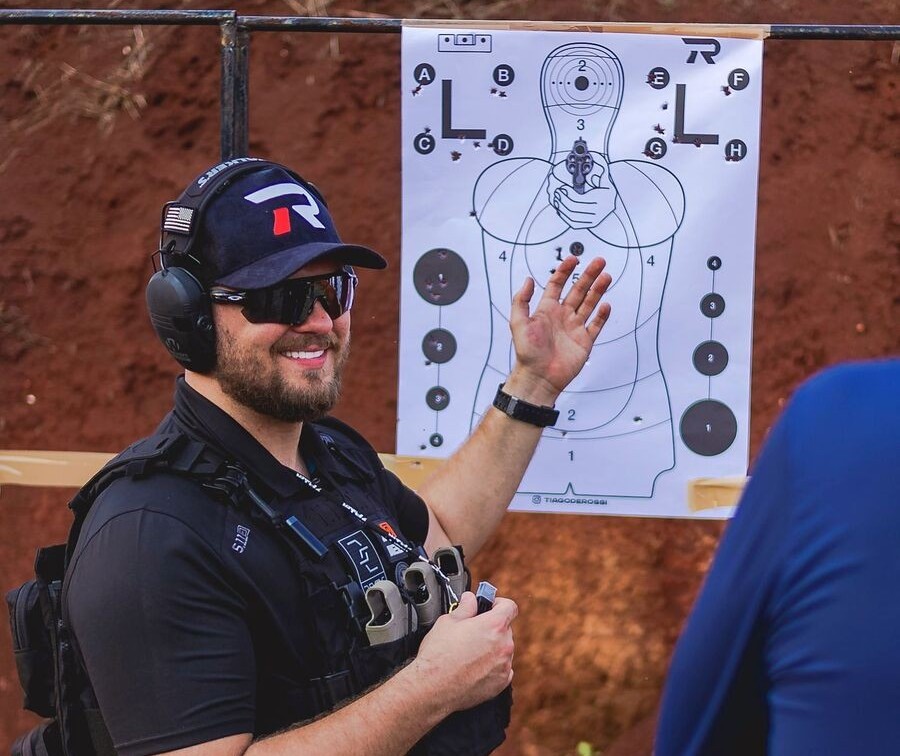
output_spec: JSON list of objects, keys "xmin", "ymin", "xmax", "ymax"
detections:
[{"xmin": 1, "ymin": 1, "xmax": 897, "ymax": 753}]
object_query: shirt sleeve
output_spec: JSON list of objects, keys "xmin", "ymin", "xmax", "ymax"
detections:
[
  {"xmin": 655, "ymin": 414, "xmax": 794, "ymax": 756},
  {"xmin": 65, "ymin": 505, "xmax": 256, "ymax": 756},
  {"xmin": 380, "ymin": 467, "xmax": 430, "ymax": 546}
]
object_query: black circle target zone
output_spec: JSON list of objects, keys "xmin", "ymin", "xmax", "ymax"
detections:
[
  {"xmin": 426, "ymin": 386, "xmax": 450, "ymax": 411},
  {"xmin": 422, "ymin": 328, "xmax": 457, "ymax": 363},
  {"xmin": 413, "ymin": 248, "xmax": 469, "ymax": 306},
  {"xmin": 693, "ymin": 341, "xmax": 729, "ymax": 376},
  {"xmin": 700, "ymin": 293, "xmax": 726, "ymax": 319},
  {"xmin": 680, "ymin": 400, "xmax": 738, "ymax": 457},
  {"xmin": 544, "ymin": 49, "xmax": 621, "ymax": 117}
]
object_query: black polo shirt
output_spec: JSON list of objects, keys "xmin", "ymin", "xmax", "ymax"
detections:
[{"xmin": 64, "ymin": 378, "xmax": 429, "ymax": 755}]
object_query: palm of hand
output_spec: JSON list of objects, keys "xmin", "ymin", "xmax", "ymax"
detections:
[
  {"xmin": 510, "ymin": 256, "xmax": 613, "ymax": 398},
  {"xmin": 515, "ymin": 297, "xmax": 598, "ymax": 392}
]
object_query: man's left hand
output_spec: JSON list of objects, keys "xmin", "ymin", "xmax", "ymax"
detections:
[{"xmin": 505, "ymin": 256, "xmax": 612, "ymax": 405}]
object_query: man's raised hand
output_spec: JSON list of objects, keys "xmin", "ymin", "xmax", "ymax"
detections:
[{"xmin": 506, "ymin": 256, "xmax": 612, "ymax": 405}]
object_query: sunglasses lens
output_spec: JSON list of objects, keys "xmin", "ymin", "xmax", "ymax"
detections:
[
  {"xmin": 318, "ymin": 273, "xmax": 356, "ymax": 319},
  {"xmin": 240, "ymin": 272, "xmax": 356, "ymax": 325}
]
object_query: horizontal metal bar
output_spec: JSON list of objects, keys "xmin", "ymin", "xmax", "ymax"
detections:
[
  {"xmin": 769, "ymin": 24, "xmax": 900, "ymax": 40},
  {"xmin": 0, "ymin": 9, "xmax": 234, "ymax": 25},
  {"xmin": 238, "ymin": 15, "xmax": 401, "ymax": 33},
  {"xmin": 242, "ymin": 18, "xmax": 900, "ymax": 39},
  {"xmin": 0, "ymin": 11, "xmax": 896, "ymax": 41}
]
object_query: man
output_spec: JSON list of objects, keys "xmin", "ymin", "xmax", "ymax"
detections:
[
  {"xmin": 656, "ymin": 358, "xmax": 900, "ymax": 754},
  {"xmin": 63, "ymin": 158, "xmax": 613, "ymax": 756}
]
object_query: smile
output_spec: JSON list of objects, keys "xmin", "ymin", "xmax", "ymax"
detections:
[{"xmin": 282, "ymin": 349, "xmax": 326, "ymax": 360}]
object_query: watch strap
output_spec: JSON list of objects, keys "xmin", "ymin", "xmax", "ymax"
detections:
[{"xmin": 492, "ymin": 383, "xmax": 559, "ymax": 428}]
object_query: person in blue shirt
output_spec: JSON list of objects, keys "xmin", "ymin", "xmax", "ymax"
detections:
[{"xmin": 656, "ymin": 358, "xmax": 900, "ymax": 755}]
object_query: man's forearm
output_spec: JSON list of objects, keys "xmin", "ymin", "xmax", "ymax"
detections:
[
  {"xmin": 248, "ymin": 661, "xmax": 450, "ymax": 756},
  {"xmin": 419, "ymin": 367, "xmax": 556, "ymax": 558}
]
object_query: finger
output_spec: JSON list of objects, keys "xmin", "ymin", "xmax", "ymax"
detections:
[
  {"xmin": 589, "ymin": 172, "xmax": 606, "ymax": 189},
  {"xmin": 562, "ymin": 257, "xmax": 607, "ymax": 311},
  {"xmin": 542, "ymin": 256, "xmax": 578, "ymax": 302},
  {"xmin": 492, "ymin": 596, "xmax": 519, "ymax": 625},
  {"xmin": 450, "ymin": 591, "xmax": 477, "ymax": 619},
  {"xmin": 586, "ymin": 301, "xmax": 612, "ymax": 340},
  {"xmin": 510, "ymin": 276, "xmax": 535, "ymax": 329},
  {"xmin": 554, "ymin": 206, "xmax": 593, "ymax": 229},
  {"xmin": 556, "ymin": 191, "xmax": 595, "ymax": 214},
  {"xmin": 575, "ymin": 270, "xmax": 612, "ymax": 320}
]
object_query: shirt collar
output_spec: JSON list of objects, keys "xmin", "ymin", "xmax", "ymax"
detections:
[{"xmin": 170, "ymin": 376, "xmax": 314, "ymax": 498}]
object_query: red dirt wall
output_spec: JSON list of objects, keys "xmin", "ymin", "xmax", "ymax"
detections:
[{"xmin": 1, "ymin": 2, "xmax": 897, "ymax": 753}]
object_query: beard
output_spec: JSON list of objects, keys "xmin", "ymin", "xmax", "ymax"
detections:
[{"xmin": 214, "ymin": 328, "xmax": 349, "ymax": 423}]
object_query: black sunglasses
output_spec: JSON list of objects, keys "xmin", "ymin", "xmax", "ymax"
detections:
[{"xmin": 209, "ymin": 270, "xmax": 358, "ymax": 325}]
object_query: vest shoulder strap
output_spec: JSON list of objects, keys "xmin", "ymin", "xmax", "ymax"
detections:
[{"xmin": 64, "ymin": 432, "xmax": 231, "ymax": 566}]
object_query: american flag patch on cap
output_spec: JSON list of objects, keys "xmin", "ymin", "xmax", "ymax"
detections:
[{"xmin": 163, "ymin": 205, "xmax": 195, "ymax": 234}]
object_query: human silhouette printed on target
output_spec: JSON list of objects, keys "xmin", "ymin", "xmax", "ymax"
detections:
[{"xmin": 472, "ymin": 42, "xmax": 685, "ymax": 497}]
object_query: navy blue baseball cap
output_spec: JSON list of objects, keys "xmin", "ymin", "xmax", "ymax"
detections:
[{"xmin": 185, "ymin": 162, "xmax": 386, "ymax": 288}]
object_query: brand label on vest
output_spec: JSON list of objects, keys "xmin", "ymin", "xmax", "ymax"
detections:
[
  {"xmin": 336, "ymin": 530, "xmax": 386, "ymax": 590},
  {"xmin": 232, "ymin": 525, "xmax": 251, "ymax": 554},
  {"xmin": 376, "ymin": 521, "xmax": 407, "ymax": 560}
]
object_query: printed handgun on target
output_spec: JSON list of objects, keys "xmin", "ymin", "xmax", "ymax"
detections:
[{"xmin": 565, "ymin": 138, "xmax": 594, "ymax": 195}]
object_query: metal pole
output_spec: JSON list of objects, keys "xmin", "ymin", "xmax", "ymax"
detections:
[
  {"xmin": 769, "ymin": 24, "xmax": 900, "ymax": 40},
  {"xmin": 0, "ymin": 12, "xmax": 898, "ymax": 40},
  {"xmin": 236, "ymin": 17, "xmax": 900, "ymax": 39},
  {"xmin": 234, "ymin": 24, "xmax": 250, "ymax": 158},
  {"xmin": 220, "ymin": 19, "xmax": 236, "ymax": 160},
  {"xmin": 220, "ymin": 17, "xmax": 249, "ymax": 160},
  {"xmin": 0, "ymin": 9, "xmax": 232, "ymax": 25},
  {"xmin": 239, "ymin": 16, "xmax": 401, "ymax": 33}
]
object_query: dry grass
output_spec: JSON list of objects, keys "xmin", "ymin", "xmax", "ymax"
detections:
[
  {"xmin": 403, "ymin": 0, "xmax": 532, "ymax": 19},
  {"xmin": 281, "ymin": 0, "xmax": 343, "ymax": 58},
  {"xmin": 282, "ymin": 0, "xmax": 336, "ymax": 14},
  {"xmin": 8, "ymin": 25, "xmax": 160, "ymax": 137},
  {"xmin": 0, "ymin": 300, "xmax": 50, "ymax": 361}
]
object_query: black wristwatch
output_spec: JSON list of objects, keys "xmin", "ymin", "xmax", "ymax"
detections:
[{"xmin": 492, "ymin": 383, "xmax": 559, "ymax": 427}]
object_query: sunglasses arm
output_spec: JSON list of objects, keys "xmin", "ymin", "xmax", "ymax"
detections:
[{"xmin": 209, "ymin": 290, "xmax": 248, "ymax": 304}]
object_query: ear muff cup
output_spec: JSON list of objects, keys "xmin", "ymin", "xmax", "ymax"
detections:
[{"xmin": 146, "ymin": 266, "xmax": 216, "ymax": 373}]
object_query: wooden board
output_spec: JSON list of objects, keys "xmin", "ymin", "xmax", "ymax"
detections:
[
  {"xmin": 2, "ymin": 450, "xmax": 746, "ymax": 506},
  {"xmin": 402, "ymin": 19, "xmax": 770, "ymax": 40},
  {"xmin": 0, "ymin": 449, "xmax": 444, "ymax": 492}
]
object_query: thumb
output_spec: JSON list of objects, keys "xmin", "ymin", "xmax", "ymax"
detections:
[
  {"xmin": 450, "ymin": 591, "xmax": 477, "ymax": 619},
  {"xmin": 590, "ymin": 174, "xmax": 603, "ymax": 188}
]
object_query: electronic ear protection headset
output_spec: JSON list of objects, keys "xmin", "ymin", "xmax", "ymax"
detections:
[{"xmin": 146, "ymin": 158, "xmax": 328, "ymax": 373}]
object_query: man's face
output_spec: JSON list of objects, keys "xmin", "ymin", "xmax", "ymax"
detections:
[{"xmin": 212, "ymin": 259, "xmax": 351, "ymax": 423}]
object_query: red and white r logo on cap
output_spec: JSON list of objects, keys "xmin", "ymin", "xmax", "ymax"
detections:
[{"xmin": 244, "ymin": 182, "xmax": 325, "ymax": 236}]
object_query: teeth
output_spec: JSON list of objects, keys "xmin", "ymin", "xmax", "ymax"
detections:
[{"xmin": 284, "ymin": 349, "xmax": 325, "ymax": 359}]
